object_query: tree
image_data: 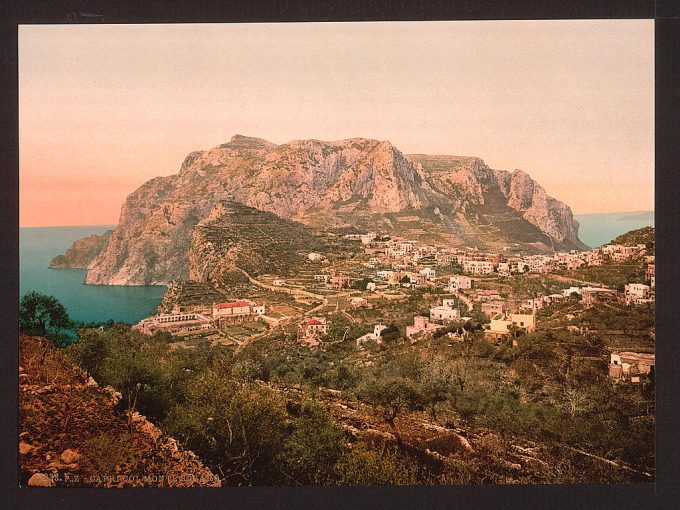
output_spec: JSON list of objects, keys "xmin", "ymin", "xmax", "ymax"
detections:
[
  {"xmin": 98, "ymin": 328, "xmax": 169, "ymax": 420},
  {"xmin": 420, "ymin": 360, "xmax": 456, "ymax": 420},
  {"xmin": 20, "ymin": 291, "xmax": 73, "ymax": 345},
  {"xmin": 278, "ymin": 401, "xmax": 346, "ymax": 485},
  {"xmin": 67, "ymin": 328, "xmax": 111, "ymax": 379},
  {"xmin": 380, "ymin": 324, "xmax": 401, "ymax": 345},
  {"xmin": 351, "ymin": 278, "xmax": 372, "ymax": 290},
  {"xmin": 357, "ymin": 376, "xmax": 423, "ymax": 448},
  {"xmin": 164, "ymin": 373, "xmax": 287, "ymax": 485},
  {"xmin": 449, "ymin": 332, "xmax": 483, "ymax": 402},
  {"xmin": 554, "ymin": 385, "xmax": 593, "ymax": 418}
]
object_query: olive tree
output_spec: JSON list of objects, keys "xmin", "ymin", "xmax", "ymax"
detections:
[{"xmin": 357, "ymin": 376, "xmax": 423, "ymax": 449}]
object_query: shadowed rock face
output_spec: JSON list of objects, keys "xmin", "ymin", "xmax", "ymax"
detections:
[
  {"xmin": 73, "ymin": 135, "xmax": 585, "ymax": 286},
  {"xmin": 49, "ymin": 231, "xmax": 113, "ymax": 269}
]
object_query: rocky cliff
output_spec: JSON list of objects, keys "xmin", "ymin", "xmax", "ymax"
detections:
[
  {"xmin": 49, "ymin": 231, "xmax": 112, "ymax": 269},
  {"xmin": 67, "ymin": 135, "xmax": 586, "ymax": 285}
]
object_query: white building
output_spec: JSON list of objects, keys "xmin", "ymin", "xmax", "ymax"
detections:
[
  {"xmin": 430, "ymin": 306, "xmax": 460, "ymax": 322},
  {"xmin": 429, "ymin": 298, "xmax": 461, "ymax": 322},
  {"xmin": 449, "ymin": 275, "xmax": 472, "ymax": 290},
  {"xmin": 419, "ymin": 268, "xmax": 436, "ymax": 281},
  {"xmin": 497, "ymin": 262, "xmax": 512, "ymax": 276},
  {"xmin": 356, "ymin": 324, "xmax": 388, "ymax": 347},
  {"xmin": 624, "ymin": 283, "xmax": 652, "ymax": 305},
  {"xmin": 562, "ymin": 286, "xmax": 582, "ymax": 298},
  {"xmin": 463, "ymin": 259, "xmax": 494, "ymax": 275},
  {"xmin": 376, "ymin": 270, "xmax": 392, "ymax": 281}
]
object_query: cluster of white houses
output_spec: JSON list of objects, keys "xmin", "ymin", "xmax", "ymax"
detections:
[
  {"xmin": 134, "ymin": 300, "xmax": 266, "ymax": 336},
  {"xmin": 403, "ymin": 293, "xmax": 536, "ymax": 344},
  {"xmin": 522, "ymin": 283, "xmax": 654, "ymax": 311},
  {"xmin": 310, "ymin": 235, "xmax": 654, "ymax": 314},
  {"xmin": 349, "ymin": 230, "xmax": 653, "ymax": 280}
]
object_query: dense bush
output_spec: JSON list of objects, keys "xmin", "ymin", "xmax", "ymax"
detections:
[{"xmin": 60, "ymin": 293, "xmax": 654, "ymax": 484}]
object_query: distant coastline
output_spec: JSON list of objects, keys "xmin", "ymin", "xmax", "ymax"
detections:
[{"xmin": 574, "ymin": 210, "xmax": 654, "ymax": 249}]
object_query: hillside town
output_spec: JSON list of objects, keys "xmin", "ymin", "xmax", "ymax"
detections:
[{"xmin": 133, "ymin": 228, "xmax": 655, "ymax": 385}]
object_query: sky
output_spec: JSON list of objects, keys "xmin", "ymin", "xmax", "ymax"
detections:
[{"xmin": 19, "ymin": 20, "xmax": 654, "ymax": 227}]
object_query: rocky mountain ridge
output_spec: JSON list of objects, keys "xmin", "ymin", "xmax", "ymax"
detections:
[{"xmin": 59, "ymin": 135, "xmax": 586, "ymax": 285}]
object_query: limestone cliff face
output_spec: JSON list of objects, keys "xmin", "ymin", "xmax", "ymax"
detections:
[
  {"xmin": 49, "ymin": 231, "xmax": 112, "ymax": 269},
  {"xmin": 79, "ymin": 135, "xmax": 585, "ymax": 285},
  {"xmin": 410, "ymin": 155, "xmax": 583, "ymax": 247},
  {"xmin": 501, "ymin": 169, "xmax": 581, "ymax": 245}
]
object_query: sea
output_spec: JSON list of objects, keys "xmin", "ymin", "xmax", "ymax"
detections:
[
  {"xmin": 573, "ymin": 211, "xmax": 655, "ymax": 249},
  {"xmin": 19, "ymin": 212, "xmax": 653, "ymax": 324},
  {"xmin": 20, "ymin": 226, "xmax": 167, "ymax": 325}
]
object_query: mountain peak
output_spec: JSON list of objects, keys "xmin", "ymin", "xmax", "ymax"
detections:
[{"xmin": 221, "ymin": 134, "xmax": 277, "ymax": 150}]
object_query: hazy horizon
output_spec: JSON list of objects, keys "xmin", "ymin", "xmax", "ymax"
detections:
[{"xmin": 19, "ymin": 21, "xmax": 654, "ymax": 227}]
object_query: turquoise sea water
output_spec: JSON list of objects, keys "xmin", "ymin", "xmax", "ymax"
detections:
[
  {"xmin": 574, "ymin": 211, "xmax": 654, "ymax": 249},
  {"xmin": 20, "ymin": 226, "xmax": 166, "ymax": 325}
]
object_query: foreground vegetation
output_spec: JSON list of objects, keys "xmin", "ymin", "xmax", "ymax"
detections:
[{"xmin": 20, "ymin": 289, "xmax": 654, "ymax": 485}]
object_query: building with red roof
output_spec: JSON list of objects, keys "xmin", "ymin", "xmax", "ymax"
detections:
[
  {"xmin": 299, "ymin": 316, "xmax": 328, "ymax": 346},
  {"xmin": 212, "ymin": 301, "xmax": 253, "ymax": 318}
]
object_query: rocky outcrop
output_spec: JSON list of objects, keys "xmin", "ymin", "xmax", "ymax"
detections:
[
  {"xmin": 49, "ymin": 231, "xmax": 112, "ymax": 269},
  {"xmin": 63, "ymin": 135, "xmax": 586, "ymax": 286},
  {"xmin": 19, "ymin": 334, "xmax": 221, "ymax": 488}
]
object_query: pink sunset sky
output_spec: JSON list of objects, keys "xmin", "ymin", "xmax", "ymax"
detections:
[{"xmin": 19, "ymin": 20, "xmax": 654, "ymax": 227}]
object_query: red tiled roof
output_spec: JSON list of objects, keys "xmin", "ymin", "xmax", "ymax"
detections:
[
  {"xmin": 214, "ymin": 301, "xmax": 251, "ymax": 309},
  {"xmin": 307, "ymin": 319, "xmax": 323, "ymax": 325}
]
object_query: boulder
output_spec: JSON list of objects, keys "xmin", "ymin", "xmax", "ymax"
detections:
[
  {"xmin": 19, "ymin": 441, "xmax": 35, "ymax": 455},
  {"xmin": 60, "ymin": 449, "xmax": 80, "ymax": 464},
  {"xmin": 28, "ymin": 473, "xmax": 54, "ymax": 487}
]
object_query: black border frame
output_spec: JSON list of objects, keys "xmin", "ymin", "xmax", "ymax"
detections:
[{"xmin": 2, "ymin": 1, "xmax": 678, "ymax": 508}]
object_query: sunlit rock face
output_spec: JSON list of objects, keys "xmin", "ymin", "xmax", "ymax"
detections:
[{"xmin": 78, "ymin": 135, "xmax": 585, "ymax": 285}]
